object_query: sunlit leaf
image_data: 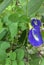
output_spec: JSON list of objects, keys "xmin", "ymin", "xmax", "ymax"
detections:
[
  {"xmin": 9, "ymin": 51, "xmax": 16, "ymax": 60},
  {"xmin": 9, "ymin": 22, "xmax": 18, "ymax": 38},
  {"xmin": 0, "ymin": 0, "xmax": 11, "ymax": 14},
  {"xmin": 0, "ymin": 41, "xmax": 10, "ymax": 51}
]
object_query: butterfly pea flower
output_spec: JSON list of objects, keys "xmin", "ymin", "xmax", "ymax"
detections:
[
  {"xmin": 31, "ymin": 18, "xmax": 41, "ymax": 28},
  {"xmin": 28, "ymin": 18, "xmax": 43, "ymax": 47}
]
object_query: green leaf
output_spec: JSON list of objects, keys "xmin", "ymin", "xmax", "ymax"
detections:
[
  {"xmin": 41, "ymin": 58, "xmax": 44, "ymax": 65},
  {"xmin": 0, "ymin": 41, "xmax": 10, "ymax": 63},
  {"xmin": 0, "ymin": 19, "xmax": 3, "ymax": 30},
  {"xmin": 0, "ymin": 50, "xmax": 7, "ymax": 62},
  {"xmin": 9, "ymin": 51, "xmax": 16, "ymax": 60},
  {"xmin": 29, "ymin": 54, "xmax": 41, "ymax": 65},
  {"xmin": 27, "ymin": 0, "xmax": 43, "ymax": 16},
  {"xmin": 0, "ymin": 0, "xmax": 11, "ymax": 14},
  {"xmin": 3, "ymin": 13, "xmax": 18, "ymax": 38},
  {"xmin": 19, "ymin": 22, "xmax": 27, "ymax": 31},
  {"xmin": 3, "ymin": 13, "xmax": 11, "ymax": 25},
  {"xmin": 41, "ymin": 16, "xmax": 44, "ymax": 22},
  {"xmin": 41, "ymin": 31, "xmax": 44, "ymax": 41},
  {"xmin": 5, "ymin": 58, "xmax": 11, "ymax": 65},
  {"xmin": 9, "ymin": 22, "xmax": 18, "ymax": 38},
  {"xmin": 38, "ymin": 5, "xmax": 44, "ymax": 16},
  {"xmin": 19, "ymin": 15, "xmax": 29, "ymax": 30},
  {"xmin": 12, "ymin": 60, "xmax": 17, "ymax": 65},
  {"xmin": 0, "ymin": 41, "xmax": 10, "ymax": 51},
  {"xmin": 16, "ymin": 48, "xmax": 25, "ymax": 60},
  {"xmin": 0, "ymin": 28, "xmax": 7, "ymax": 40},
  {"xmin": 19, "ymin": 15, "xmax": 29, "ymax": 23},
  {"xmin": 15, "ymin": 6, "xmax": 24, "ymax": 16},
  {"xmin": 18, "ymin": 61, "xmax": 25, "ymax": 65},
  {"xmin": 28, "ymin": 0, "xmax": 43, "ymax": 16},
  {"xmin": 8, "ymin": 13, "xmax": 19, "ymax": 22}
]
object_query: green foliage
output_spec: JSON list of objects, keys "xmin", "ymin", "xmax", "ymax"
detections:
[
  {"xmin": 40, "ymin": 58, "xmax": 44, "ymax": 65},
  {"xmin": 0, "ymin": 0, "xmax": 44, "ymax": 65},
  {"xmin": 16, "ymin": 48, "xmax": 25, "ymax": 60},
  {"xmin": 12, "ymin": 60, "xmax": 17, "ymax": 65},
  {"xmin": 9, "ymin": 51, "xmax": 16, "ymax": 60},
  {"xmin": 9, "ymin": 22, "xmax": 18, "ymax": 38},
  {"xmin": 38, "ymin": 5, "xmax": 44, "ymax": 16},
  {"xmin": 0, "ymin": 28, "xmax": 7, "ymax": 40},
  {"xmin": 0, "ymin": 0, "xmax": 4, "ymax": 3},
  {"xmin": 0, "ymin": 41, "xmax": 10, "ymax": 51},
  {"xmin": 27, "ymin": 0, "xmax": 44, "ymax": 16},
  {"xmin": 29, "ymin": 54, "xmax": 41, "ymax": 65},
  {"xmin": 0, "ymin": 50, "xmax": 6, "ymax": 64},
  {"xmin": 0, "ymin": 0, "xmax": 11, "ymax": 14},
  {"xmin": 5, "ymin": 58, "xmax": 11, "ymax": 65},
  {"xmin": 18, "ymin": 60, "xmax": 25, "ymax": 65},
  {"xmin": 9, "ymin": 13, "xmax": 19, "ymax": 22},
  {"xmin": 41, "ymin": 31, "xmax": 44, "ymax": 40},
  {"xmin": 41, "ymin": 16, "xmax": 44, "ymax": 22}
]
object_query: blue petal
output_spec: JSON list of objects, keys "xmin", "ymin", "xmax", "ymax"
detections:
[
  {"xmin": 28, "ymin": 28, "xmax": 43, "ymax": 47},
  {"xmin": 31, "ymin": 19, "xmax": 41, "ymax": 28}
]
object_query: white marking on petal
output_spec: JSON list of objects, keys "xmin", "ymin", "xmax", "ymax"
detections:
[{"xmin": 32, "ymin": 29, "xmax": 39, "ymax": 41}]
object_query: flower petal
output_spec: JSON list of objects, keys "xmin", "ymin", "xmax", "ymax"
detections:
[
  {"xmin": 28, "ymin": 28, "xmax": 43, "ymax": 47},
  {"xmin": 31, "ymin": 19, "xmax": 41, "ymax": 27}
]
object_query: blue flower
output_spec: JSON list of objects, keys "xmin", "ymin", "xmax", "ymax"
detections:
[
  {"xmin": 31, "ymin": 18, "xmax": 41, "ymax": 28},
  {"xmin": 28, "ymin": 18, "xmax": 43, "ymax": 47}
]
